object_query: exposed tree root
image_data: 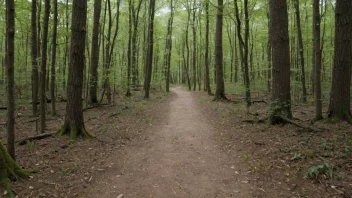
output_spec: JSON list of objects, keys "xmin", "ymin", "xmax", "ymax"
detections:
[
  {"xmin": 0, "ymin": 143, "xmax": 36, "ymax": 197},
  {"xmin": 56, "ymin": 124, "xmax": 94, "ymax": 141},
  {"xmin": 275, "ymin": 114, "xmax": 325, "ymax": 132},
  {"xmin": 17, "ymin": 132, "xmax": 55, "ymax": 145}
]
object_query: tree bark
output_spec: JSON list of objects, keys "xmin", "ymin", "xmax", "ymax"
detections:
[
  {"xmin": 165, "ymin": 0, "xmax": 174, "ymax": 92},
  {"xmin": 127, "ymin": 0, "xmax": 133, "ymax": 96},
  {"xmin": 192, "ymin": 0, "xmax": 197, "ymax": 91},
  {"xmin": 294, "ymin": 0, "xmax": 307, "ymax": 103},
  {"xmin": 313, "ymin": 0, "xmax": 322, "ymax": 121},
  {"xmin": 269, "ymin": 0, "xmax": 292, "ymax": 124},
  {"xmin": 204, "ymin": 0, "xmax": 212, "ymax": 95},
  {"xmin": 328, "ymin": 0, "xmax": 352, "ymax": 123},
  {"xmin": 50, "ymin": 0, "xmax": 58, "ymax": 116},
  {"xmin": 89, "ymin": 0, "xmax": 102, "ymax": 104},
  {"xmin": 243, "ymin": 0, "xmax": 251, "ymax": 107},
  {"xmin": 214, "ymin": 0, "xmax": 226, "ymax": 100},
  {"xmin": 144, "ymin": 0, "xmax": 156, "ymax": 99},
  {"xmin": 40, "ymin": 0, "xmax": 50, "ymax": 133},
  {"xmin": 57, "ymin": 0, "xmax": 93, "ymax": 140},
  {"xmin": 31, "ymin": 0, "xmax": 38, "ymax": 116},
  {"xmin": 6, "ymin": 0, "xmax": 15, "ymax": 159}
]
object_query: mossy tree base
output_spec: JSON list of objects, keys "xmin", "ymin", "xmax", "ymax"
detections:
[
  {"xmin": 0, "ymin": 142, "xmax": 34, "ymax": 197},
  {"xmin": 56, "ymin": 124, "xmax": 94, "ymax": 141},
  {"xmin": 269, "ymin": 100, "xmax": 292, "ymax": 125},
  {"xmin": 327, "ymin": 110, "xmax": 352, "ymax": 124}
]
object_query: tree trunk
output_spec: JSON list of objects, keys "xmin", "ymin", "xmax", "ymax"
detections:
[
  {"xmin": 126, "ymin": 0, "xmax": 133, "ymax": 96},
  {"xmin": 214, "ymin": 0, "xmax": 226, "ymax": 100},
  {"xmin": 89, "ymin": 0, "xmax": 102, "ymax": 104},
  {"xmin": 31, "ymin": 0, "xmax": 38, "ymax": 116},
  {"xmin": 328, "ymin": 0, "xmax": 352, "ymax": 123},
  {"xmin": 0, "ymin": 141, "xmax": 31, "ymax": 193},
  {"xmin": 165, "ymin": 0, "xmax": 174, "ymax": 92},
  {"xmin": 313, "ymin": 0, "xmax": 322, "ymax": 120},
  {"xmin": 6, "ymin": 0, "xmax": 15, "ymax": 160},
  {"xmin": 192, "ymin": 0, "xmax": 197, "ymax": 91},
  {"xmin": 50, "ymin": 0, "xmax": 58, "ymax": 116},
  {"xmin": 132, "ymin": 0, "xmax": 143, "ymax": 87},
  {"xmin": 294, "ymin": 0, "xmax": 307, "ymax": 103},
  {"xmin": 40, "ymin": 0, "xmax": 50, "ymax": 133},
  {"xmin": 243, "ymin": 0, "xmax": 251, "ymax": 107},
  {"xmin": 144, "ymin": 0, "xmax": 156, "ymax": 99},
  {"xmin": 269, "ymin": 0, "xmax": 292, "ymax": 124},
  {"xmin": 204, "ymin": 0, "xmax": 212, "ymax": 95},
  {"xmin": 266, "ymin": 5, "xmax": 272, "ymax": 92},
  {"xmin": 56, "ymin": 0, "xmax": 93, "ymax": 140}
]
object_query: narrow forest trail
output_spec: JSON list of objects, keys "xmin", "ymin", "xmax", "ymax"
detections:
[{"xmin": 85, "ymin": 87, "xmax": 251, "ymax": 198}]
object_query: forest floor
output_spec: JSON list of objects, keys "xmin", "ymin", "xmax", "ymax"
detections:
[{"xmin": 0, "ymin": 86, "xmax": 351, "ymax": 198}]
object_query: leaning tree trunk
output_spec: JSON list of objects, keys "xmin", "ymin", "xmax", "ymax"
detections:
[
  {"xmin": 56, "ymin": 0, "xmax": 93, "ymax": 140},
  {"xmin": 214, "ymin": 0, "xmax": 226, "ymax": 100},
  {"xmin": 327, "ymin": 0, "xmax": 352, "ymax": 123},
  {"xmin": 269, "ymin": 0, "xmax": 292, "ymax": 124}
]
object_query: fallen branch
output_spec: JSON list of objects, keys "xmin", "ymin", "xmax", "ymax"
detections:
[
  {"xmin": 276, "ymin": 114, "xmax": 325, "ymax": 132},
  {"xmin": 242, "ymin": 117, "xmax": 267, "ymax": 124},
  {"xmin": 17, "ymin": 132, "xmax": 55, "ymax": 145},
  {"xmin": 252, "ymin": 100, "xmax": 267, "ymax": 104}
]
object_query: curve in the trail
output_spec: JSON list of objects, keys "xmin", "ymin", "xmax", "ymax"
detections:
[{"xmin": 85, "ymin": 86, "xmax": 251, "ymax": 198}]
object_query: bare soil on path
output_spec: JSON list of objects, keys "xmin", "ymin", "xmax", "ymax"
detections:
[{"xmin": 85, "ymin": 87, "xmax": 251, "ymax": 198}]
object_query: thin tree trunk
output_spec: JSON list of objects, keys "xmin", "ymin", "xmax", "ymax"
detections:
[
  {"xmin": 89, "ymin": 0, "xmax": 102, "ymax": 104},
  {"xmin": 165, "ymin": 0, "xmax": 174, "ymax": 92},
  {"xmin": 126, "ymin": 0, "xmax": 133, "ymax": 96},
  {"xmin": 192, "ymin": 0, "xmax": 197, "ymax": 91},
  {"xmin": 40, "ymin": 0, "xmax": 50, "ymax": 133},
  {"xmin": 144, "ymin": 0, "xmax": 156, "ymax": 99},
  {"xmin": 294, "ymin": 0, "xmax": 307, "ymax": 103},
  {"xmin": 6, "ymin": 0, "xmax": 15, "ymax": 159},
  {"xmin": 31, "ymin": 0, "xmax": 38, "ymax": 116},
  {"xmin": 204, "ymin": 0, "xmax": 212, "ymax": 94},
  {"xmin": 50, "ymin": 0, "xmax": 58, "ymax": 116},
  {"xmin": 243, "ymin": 0, "xmax": 251, "ymax": 107},
  {"xmin": 313, "ymin": 0, "xmax": 322, "ymax": 120}
]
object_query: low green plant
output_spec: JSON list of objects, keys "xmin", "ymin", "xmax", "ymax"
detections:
[
  {"xmin": 25, "ymin": 141, "xmax": 34, "ymax": 151},
  {"xmin": 307, "ymin": 163, "xmax": 335, "ymax": 179}
]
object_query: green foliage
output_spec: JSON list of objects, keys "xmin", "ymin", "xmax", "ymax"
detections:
[
  {"xmin": 307, "ymin": 163, "xmax": 335, "ymax": 179},
  {"xmin": 25, "ymin": 141, "xmax": 34, "ymax": 151}
]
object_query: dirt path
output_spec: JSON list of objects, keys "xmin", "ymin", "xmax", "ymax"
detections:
[{"xmin": 85, "ymin": 87, "xmax": 251, "ymax": 197}]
